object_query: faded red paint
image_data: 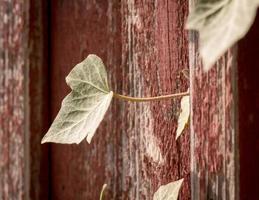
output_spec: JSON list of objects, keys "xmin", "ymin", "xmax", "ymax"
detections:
[
  {"xmin": 189, "ymin": 30, "xmax": 238, "ymax": 199},
  {"xmin": 50, "ymin": 1, "xmax": 122, "ymax": 199},
  {"xmin": 121, "ymin": 1, "xmax": 190, "ymax": 199},
  {"xmin": 50, "ymin": 0, "xmax": 189, "ymax": 199},
  {"xmin": 3, "ymin": 0, "xmax": 258, "ymax": 199},
  {"xmin": 0, "ymin": 0, "xmax": 27, "ymax": 199},
  {"xmin": 238, "ymin": 13, "xmax": 259, "ymax": 200}
]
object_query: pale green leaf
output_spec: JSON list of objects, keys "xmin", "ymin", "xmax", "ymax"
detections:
[
  {"xmin": 153, "ymin": 178, "xmax": 184, "ymax": 200},
  {"xmin": 186, "ymin": 0, "xmax": 259, "ymax": 70},
  {"xmin": 41, "ymin": 54, "xmax": 113, "ymax": 144},
  {"xmin": 176, "ymin": 91, "xmax": 190, "ymax": 140}
]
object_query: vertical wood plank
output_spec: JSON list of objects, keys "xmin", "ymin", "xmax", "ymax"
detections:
[
  {"xmin": 189, "ymin": 13, "xmax": 238, "ymax": 200},
  {"xmin": 120, "ymin": 0, "xmax": 190, "ymax": 199},
  {"xmin": 50, "ymin": 1, "xmax": 122, "ymax": 199},
  {"xmin": 28, "ymin": 0, "xmax": 50, "ymax": 199},
  {"xmin": 0, "ymin": 0, "xmax": 28, "ymax": 199},
  {"xmin": 50, "ymin": 0, "xmax": 190, "ymax": 199},
  {"xmin": 238, "ymin": 14, "xmax": 259, "ymax": 200}
]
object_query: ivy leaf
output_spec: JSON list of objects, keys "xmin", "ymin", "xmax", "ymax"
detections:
[
  {"xmin": 41, "ymin": 54, "xmax": 113, "ymax": 144},
  {"xmin": 153, "ymin": 178, "xmax": 184, "ymax": 200},
  {"xmin": 176, "ymin": 90, "xmax": 190, "ymax": 140},
  {"xmin": 186, "ymin": 0, "xmax": 259, "ymax": 70}
]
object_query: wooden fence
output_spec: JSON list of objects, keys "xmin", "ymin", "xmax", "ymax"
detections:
[{"xmin": 0, "ymin": 0, "xmax": 258, "ymax": 199}]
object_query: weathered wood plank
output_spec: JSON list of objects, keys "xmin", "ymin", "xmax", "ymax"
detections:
[
  {"xmin": 50, "ymin": 1, "xmax": 122, "ymax": 199},
  {"xmin": 50, "ymin": 0, "xmax": 190, "ymax": 199},
  {"xmin": 120, "ymin": 0, "xmax": 190, "ymax": 199},
  {"xmin": 189, "ymin": 5, "xmax": 238, "ymax": 200},
  {"xmin": 190, "ymin": 44, "xmax": 238, "ymax": 199},
  {"xmin": 0, "ymin": 0, "xmax": 28, "ymax": 199}
]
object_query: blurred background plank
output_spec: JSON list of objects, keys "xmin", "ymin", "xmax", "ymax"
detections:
[
  {"xmin": 28, "ymin": 0, "xmax": 50, "ymax": 199},
  {"xmin": 238, "ymin": 14, "xmax": 259, "ymax": 200},
  {"xmin": 189, "ymin": 1, "xmax": 238, "ymax": 198},
  {"xmin": 0, "ymin": 0, "xmax": 28, "ymax": 199}
]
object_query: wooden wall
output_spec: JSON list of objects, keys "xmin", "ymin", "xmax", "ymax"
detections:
[
  {"xmin": 29, "ymin": 0, "xmax": 50, "ymax": 199},
  {"xmin": 0, "ymin": 1, "xmax": 28, "ymax": 199},
  {"xmin": 49, "ymin": 1, "xmax": 189, "ymax": 199},
  {"xmin": 0, "ymin": 0, "xmax": 258, "ymax": 199}
]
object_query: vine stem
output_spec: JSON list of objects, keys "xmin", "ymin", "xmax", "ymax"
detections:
[
  {"xmin": 99, "ymin": 184, "xmax": 107, "ymax": 200},
  {"xmin": 113, "ymin": 91, "xmax": 189, "ymax": 102}
]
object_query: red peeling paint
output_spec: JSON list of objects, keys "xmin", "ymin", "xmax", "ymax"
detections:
[
  {"xmin": 190, "ymin": 32, "xmax": 238, "ymax": 200},
  {"xmin": 49, "ymin": 0, "xmax": 190, "ymax": 199}
]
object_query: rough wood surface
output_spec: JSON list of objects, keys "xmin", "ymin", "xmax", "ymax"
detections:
[
  {"xmin": 189, "ymin": 12, "xmax": 238, "ymax": 200},
  {"xmin": 238, "ymin": 14, "xmax": 259, "ymax": 200},
  {"xmin": 50, "ymin": 1, "xmax": 122, "ymax": 199},
  {"xmin": 0, "ymin": 0, "xmax": 28, "ymax": 199},
  {"xmin": 120, "ymin": 0, "xmax": 190, "ymax": 199},
  {"xmin": 50, "ymin": 0, "xmax": 190, "ymax": 199},
  {"xmin": 190, "ymin": 44, "xmax": 238, "ymax": 199}
]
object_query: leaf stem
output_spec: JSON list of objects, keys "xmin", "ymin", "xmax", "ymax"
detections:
[
  {"xmin": 113, "ymin": 91, "xmax": 189, "ymax": 102},
  {"xmin": 99, "ymin": 184, "xmax": 107, "ymax": 200}
]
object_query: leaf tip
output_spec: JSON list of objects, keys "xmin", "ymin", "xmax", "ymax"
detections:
[
  {"xmin": 41, "ymin": 136, "xmax": 48, "ymax": 144},
  {"xmin": 200, "ymin": 51, "xmax": 217, "ymax": 72},
  {"xmin": 175, "ymin": 94, "xmax": 190, "ymax": 140},
  {"xmin": 179, "ymin": 178, "xmax": 184, "ymax": 183},
  {"xmin": 86, "ymin": 54, "xmax": 103, "ymax": 63},
  {"xmin": 41, "ymin": 133, "xmax": 54, "ymax": 144},
  {"xmin": 86, "ymin": 135, "xmax": 93, "ymax": 144},
  {"xmin": 153, "ymin": 178, "xmax": 184, "ymax": 200},
  {"xmin": 87, "ymin": 53, "xmax": 98, "ymax": 58},
  {"xmin": 175, "ymin": 128, "xmax": 183, "ymax": 141}
]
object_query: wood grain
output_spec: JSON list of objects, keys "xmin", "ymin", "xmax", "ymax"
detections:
[
  {"xmin": 0, "ymin": 0, "xmax": 28, "ymax": 199},
  {"xmin": 120, "ymin": 0, "xmax": 190, "ymax": 199},
  {"xmin": 190, "ymin": 43, "xmax": 238, "ymax": 199},
  {"xmin": 50, "ymin": 1, "xmax": 122, "ymax": 199},
  {"xmin": 189, "ymin": 2, "xmax": 239, "ymax": 199},
  {"xmin": 2, "ymin": 1, "xmax": 257, "ymax": 199},
  {"xmin": 50, "ymin": 0, "xmax": 190, "ymax": 199}
]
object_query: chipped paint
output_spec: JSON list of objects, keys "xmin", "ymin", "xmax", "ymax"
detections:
[
  {"xmin": 121, "ymin": 1, "xmax": 190, "ymax": 199},
  {"xmin": 141, "ymin": 105, "xmax": 164, "ymax": 164},
  {"xmin": 48, "ymin": 0, "xmax": 190, "ymax": 199},
  {"xmin": 189, "ymin": 19, "xmax": 238, "ymax": 200}
]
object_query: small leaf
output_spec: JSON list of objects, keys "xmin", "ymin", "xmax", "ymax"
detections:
[
  {"xmin": 176, "ymin": 91, "xmax": 190, "ymax": 140},
  {"xmin": 41, "ymin": 54, "xmax": 113, "ymax": 144},
  {"xmin": 153, "ymin": 178, "xmax": 184, "ymax": 200},
  {"xmin": 186, "ymin": 0, "xmax": 259, "ymax": 70}
]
